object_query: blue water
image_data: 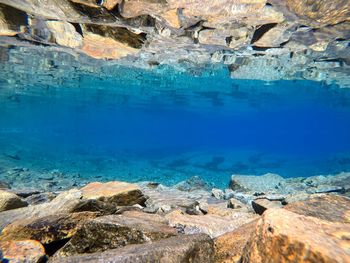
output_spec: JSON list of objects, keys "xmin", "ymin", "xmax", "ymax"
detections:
[{"xmin": 1, "ymin": 65, "xmax": 350, "ymax": 188}]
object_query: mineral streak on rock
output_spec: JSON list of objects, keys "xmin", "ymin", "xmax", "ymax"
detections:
[{"xmin": 0, "ymin": 0, "xmax": 348, "ymax": 86}]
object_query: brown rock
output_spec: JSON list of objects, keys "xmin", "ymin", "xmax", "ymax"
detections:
[
  {"xmin": 0, "ymin": 240, "xmax": 46, "ymax": 263},
  {"xmin": 80, "ymin": 181, "xmax": 146, "ymax": 206},
  {"xmin": 0, "ymin": 190, "xmax": 27, "ymax": 212},
  {"xmin": 161, "ymin": 8, "xmax": 181, "ymax": 28},
  {"xmin": 51, "ymin": 234, "xmax": 214, "ymax": 263},
  {"xmin": 81, "ymin": 33, "xmax": 140, "ymax": 60},
  {"xmin": 166, "ymin": 209, "xmax": 257, "ymax": 238},
  {"xmin": 55, "ymin": 211, "xmax": 177, "ymax": 257},
  {"xmin": 285, "ymin": 0, "xmax": 350, "ymax": 26},
  {"xmin": 0, "ymin": 3, "xmax": 27, "ymax": 36},
  {"xmin": 285, "ymin": 194, "xmax": 350, "ymax": 223},
  {"xmin": 0, "ymin": 212, "xmax": 99, "ymax": 244},
  {"xmin": 45, "ymin": 21, "xmax": 82, "ymax": 48},
  {"xmin": 241, "ymin": 207, "xmax": 350, "ymax": 263},
  {"xmin": 0, "ymin": 189, "xmax": 82, "ymax": 231},
  {"xmin": 252, "ymin": 198, "xmax": 283, "ymax": 215},
  {"xmin": 214, "ymin": 219, "xmax": 258, "ymax": 263}
]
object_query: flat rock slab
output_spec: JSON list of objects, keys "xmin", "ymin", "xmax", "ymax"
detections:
[
  {"xmin": 241, "ymin": 207, "xmax": 350, "ymax": 263},
  {"xmin": 51, "ymin": 234, "xmax": 214, "ymax": 263},
  {"xmin": 0, "ymin": 189, "xmax": 82, "ymax": 231},
  {"xmin": 165, "ymin": 209, "xmax": 258, "ymax": 238},
  {"xmin": 0, "ymin": 239, "xmax": 46, "ymax": 263},
  {"xmin": 285, "ymin": 194, "xmax": 350, "ymax": 223},
  {"xmin": 140, "ymin": 183, "xmax": 211, "ymax": 213},
  {"xmin": 230, "ymin": 173, "xmax": 286, "ymax": 193},
  {"xmin": 80, "ymin": 181, "xmax": 146, "ymax": 206},
  {"xmin": 55, "ymin": 211, "xmax": 177, "ymax": 257}
]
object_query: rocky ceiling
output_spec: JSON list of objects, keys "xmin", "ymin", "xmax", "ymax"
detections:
[{"xmin": 0, "ymin": 0, "xmax": 349, "ymax": 86}]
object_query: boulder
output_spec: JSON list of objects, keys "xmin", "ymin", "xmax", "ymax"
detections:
[
  {"xmin": 251, "ymin": 198, "xmax": 283, "ymax": 215},
  {"xmin": 51, "ymin": 234, "xmax": 214, "ymax": 263},
  {"xmin": 230, "ymin": 173, "xmax": 287, "ymax": 193},
  {"xmin": 214, "ymin": 219, "xmax": 258, "ymax": 263},
  {"xmin": 0, "ymin": 240, "xmax": 46, "ymax": 263},
  {"xmin": 241, "ymin": 196, "xmax": 350, "ymax": 263},
  {"xmin": 0, "ymin": 189, "xmax": 82, "ymax": 230},
  {"xmin": 55, "ymin": 211, "xmax": 177, "ymax": 257},
  {"xmin": 284, "ymin": 194, "xmax": 350, "ymax": 223},
  {"xmin": 165, "ymin": 209, "xmax": 257, "ymax": 238},
  {"xmin": 140, "ymin": 183, "xmax": 210, "ymax": 213},
  {"xmin": 80, "ymin": 181, "xmax": 146, "ymax": 206},
  {"xmin": 0, "ymin": 190, "xmax": 27, "ymax": 212},
  {"xmin": 0, "ymin": 212, "xmax": 99, "ymax": 245},
  {"xmin": 211, "ymin": 188, "xmax": 224, "ymax": 199}
]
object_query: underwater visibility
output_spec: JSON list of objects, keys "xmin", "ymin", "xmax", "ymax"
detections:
[{"xmin": 1, "ymin": 64, "xmax": 350, "ymax": 189}]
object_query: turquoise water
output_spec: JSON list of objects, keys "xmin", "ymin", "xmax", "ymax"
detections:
[{"xmin": 1, "ymin": 64, "xmax": 350, "ymax": 188}]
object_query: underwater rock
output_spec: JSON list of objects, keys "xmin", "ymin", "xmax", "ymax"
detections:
[
  {"xmin": 227, "ymin": 198, "xmax": 248, "ymax": 210},
  {"xmin": 0, "ymin": 189, "xmax": 28, "ymax": 212},
  {"xmin": 241, "ymin": 208, "xmax": 350, "ymax": 263},
  {"xmin": 55, "ymin": 211, "xmax": 177, "ymax": 257},
  {"xmin": 174, "ymin": 176, "xmax": 211, "ymax": 192},
  {"xmin": 51, "ymin": 234, "xmax": 214, "ymax": 263},
  {"xmin": 140, "ymin": 182, "xmax": 210, "ymax": 213},
  {"xmin": 165, "ymin": 209, "xmax": 257, "ymax": 238},
  {"xmin": 211, "ymin": 188, "xmax": 225, "ymax": 200},
  {"xmin": 0, "ymin": 239, "xmax": 46, "ymax": 263},
  {"xmin": 230, "ymin": 173, "xmax": 286, "ymax": 193},
  {"xmin": 24, "ymin": 192, "xmax": 57, "ymax": 205},
  {"xmin": 80, "ymin": 181, "xmax": 146, "ymax": 206},
  {"xmin": 213, "ymin": 219, "xmax": 259, "ymax": 263},
  {"xmin": 284, "ymin": 194, "xmax": 350, "ymax": 223},
  {"xmin": 251, "ymin": 198, "xmax": 283, "ymax": 215},
  {"xmin": 0, "ymin": 212, "xmax": 99, "ymax": 245},
  {"xmin": 0, "ymin": 189, "xmax": 83, "ymax": 230}
]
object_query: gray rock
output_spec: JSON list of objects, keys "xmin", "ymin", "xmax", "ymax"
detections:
[
  {"xmin": 0, "ymin": 190, "xmax": 27, "ymax": 212},
  {"xmin": 230, "ymin": 173, "xmax": 287, "ymax": 193},
  {"xmin": 51, "ymin": 234, "xmax": 214, "ymax": 263},
  {"xmin": 211, "ymin": 188, "xmax": 224, "ymax": 200}
]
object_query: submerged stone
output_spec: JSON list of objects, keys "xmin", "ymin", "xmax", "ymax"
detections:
[
  {"xmin": 0, "ymin": 239, "xmax": 46, "ymax": 263},
  {"xmin": 80, "ymin": 181, "xmax": 146, "ymax": 206},
  {"xmin": 0, "ymin": 190, "xmax": 27, "ymax": 212},
  {"xmin": 51, "ymin": 234, "xmax": 214, "ymax": 263},
  {"xmin": 242, "ymin": 195, "xmax": 350, "ymax": 263},
  {"xmin": 55, "ymin": 211, "xmax": 177, "ymax": 257}
]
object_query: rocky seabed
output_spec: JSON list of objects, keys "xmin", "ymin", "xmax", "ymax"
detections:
[{"xmin": 0, "ymin": 172, "xmax": 350, "ymax": 262}]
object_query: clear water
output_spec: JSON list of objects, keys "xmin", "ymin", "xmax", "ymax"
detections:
[{"xmin": 1, "ymin": 64, "xmax": 350, "ymax": 189}]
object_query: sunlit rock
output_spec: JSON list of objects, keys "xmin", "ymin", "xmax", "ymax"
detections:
[
  {"xmin": 0, "ymin": 190, "xmax": 27, "ymax": 212},
  {"xmin": 80, "ymin": 181, "xmax": 146, "ymax": 206},
  {"xmin": 0, "ymin": 240, "xmax": 46, "ymax": 263}
]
